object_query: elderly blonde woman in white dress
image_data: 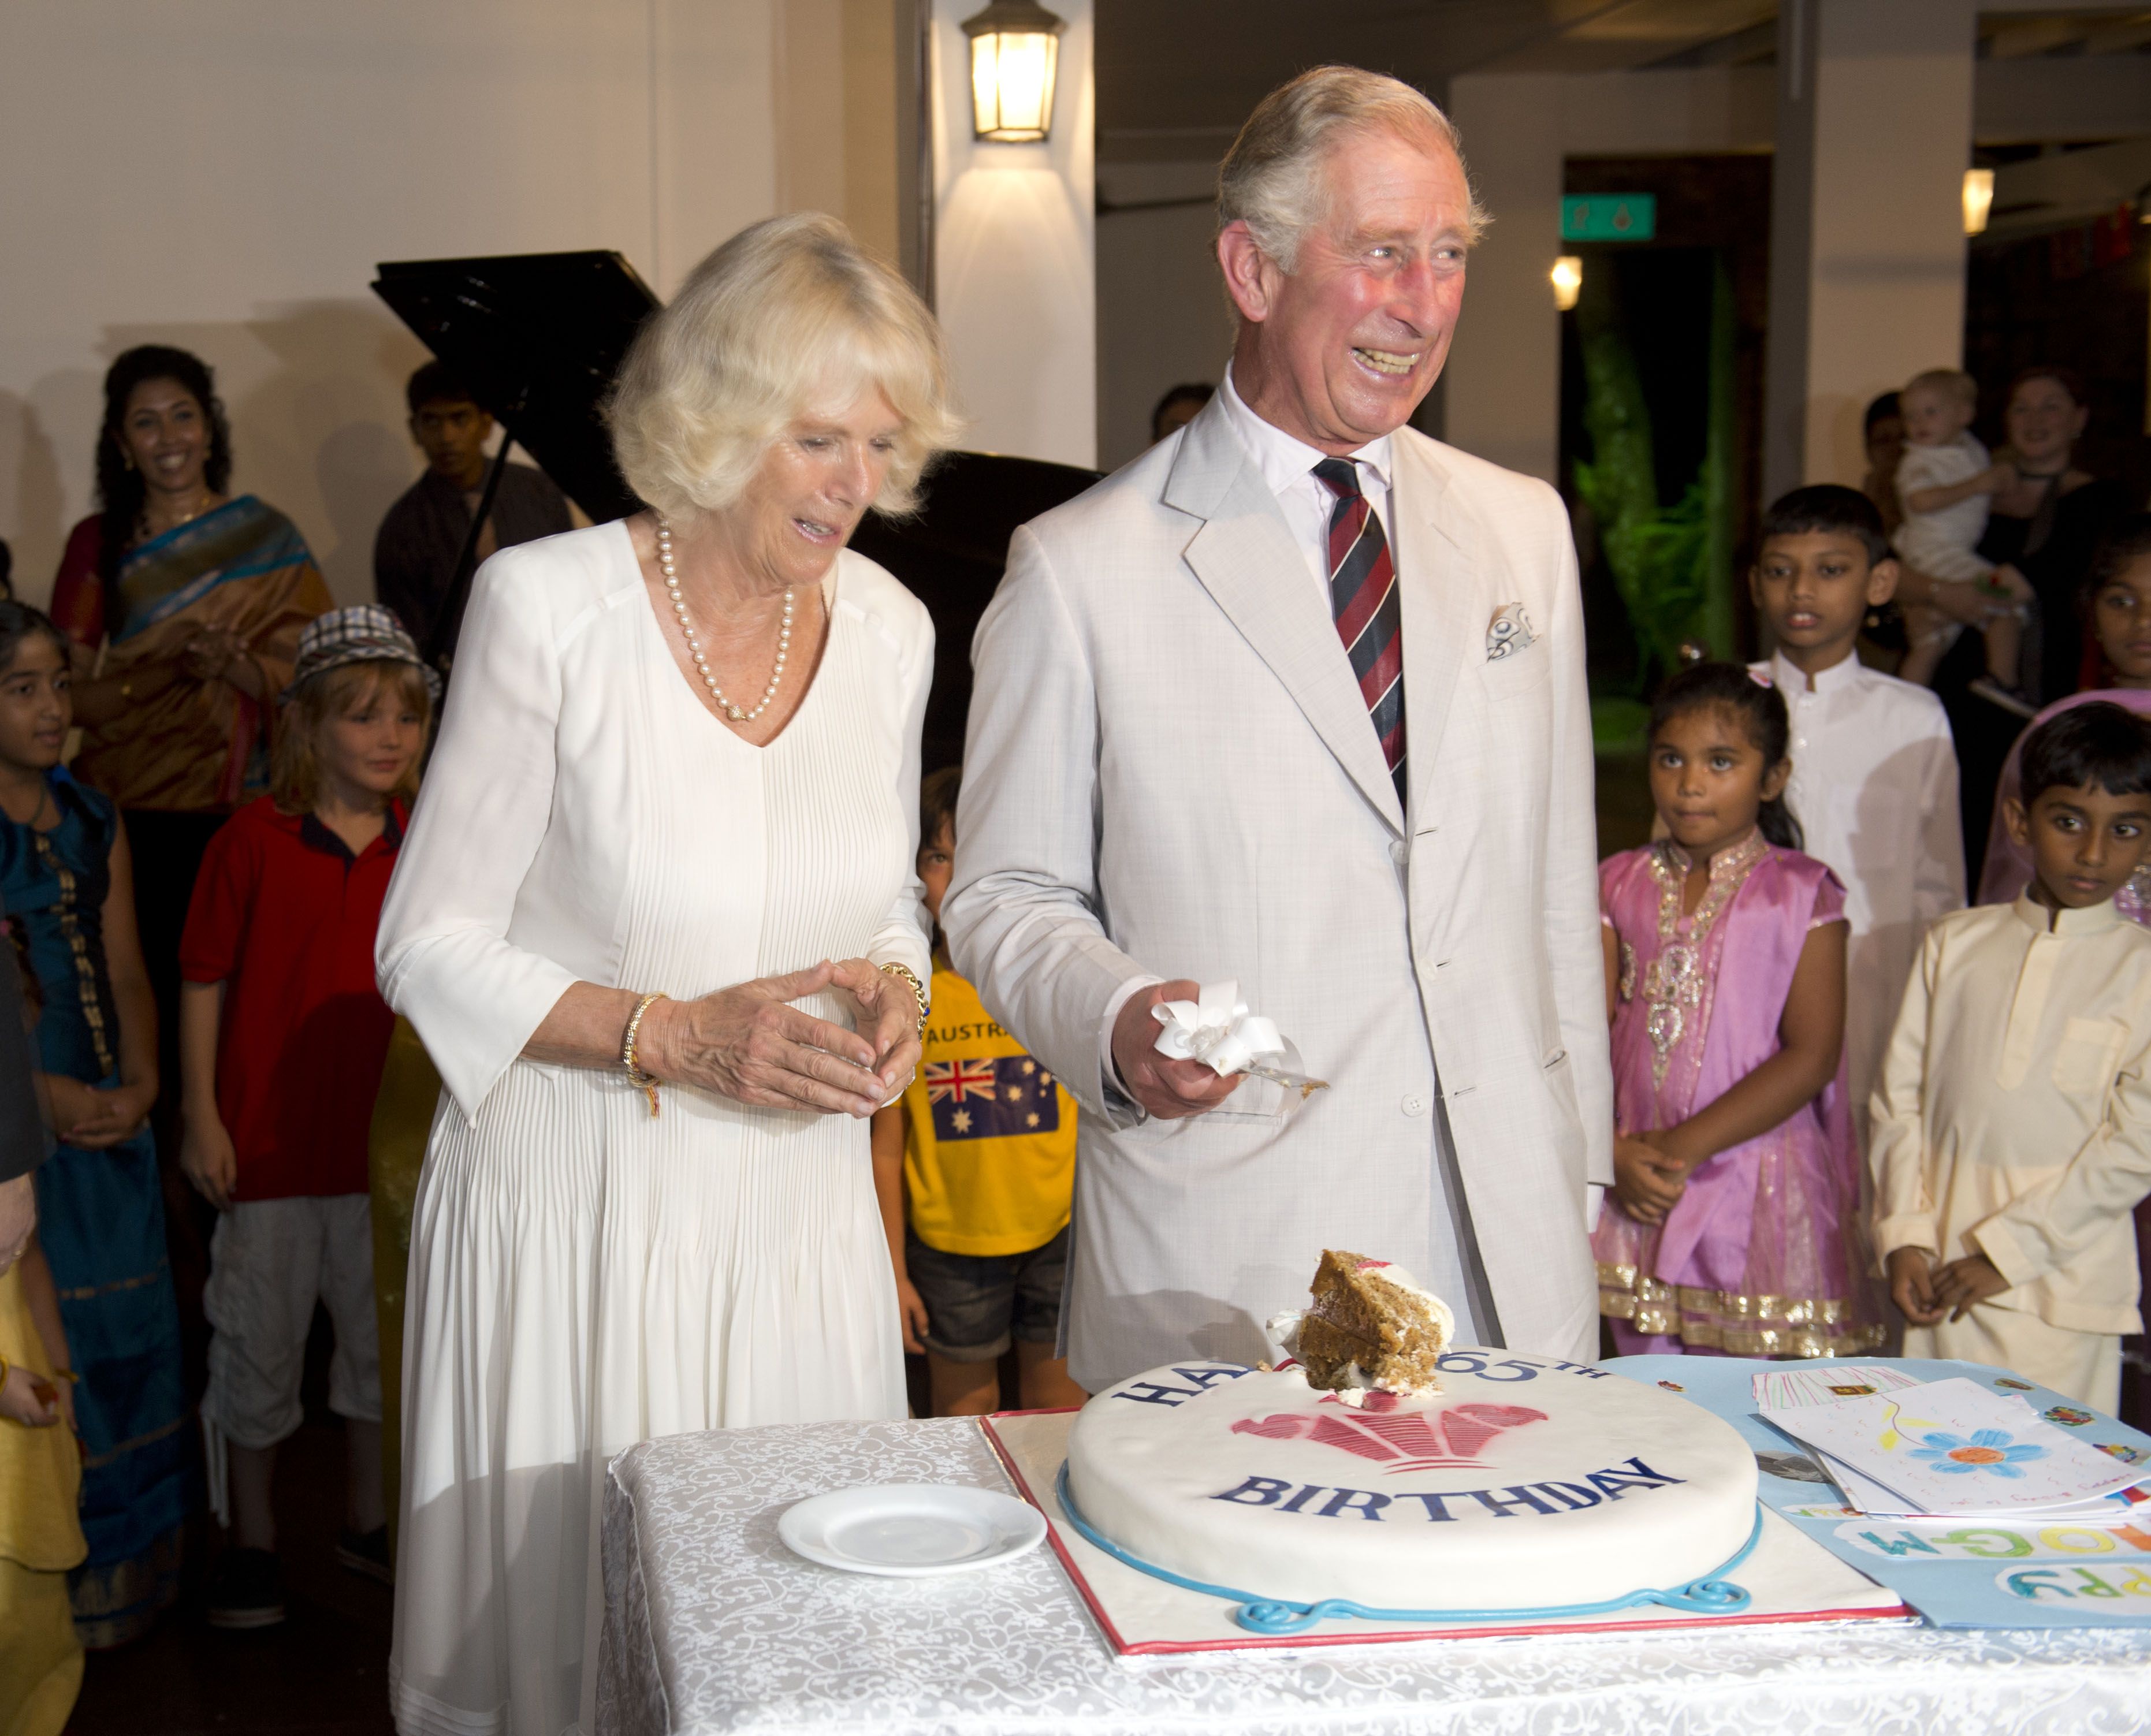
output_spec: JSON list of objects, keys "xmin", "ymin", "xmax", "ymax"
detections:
[{"xmin": 375, "ymin": 214, "xmax": 957, "ymax": 1736}]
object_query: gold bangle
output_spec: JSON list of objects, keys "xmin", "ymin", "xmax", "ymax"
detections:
[
  {"xmin": 879, "ymin": 962, "xmax": 929, "ymax": 1037},
  {"xmin": 622, "ymin": 992, "xmax": 665, "ymax": 1118}
]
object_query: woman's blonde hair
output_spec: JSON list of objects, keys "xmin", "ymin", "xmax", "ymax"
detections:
[
  {"xmin": 1218, "ymin": 66, "xmax": 1488, "ymax": 274},
  {"xmin": 608, "ymin": 213, "xmax": 960, "ymax": 519},
  {"xmin": 271, "ymin": 660, "xmax": 431, "ymax": 816}
]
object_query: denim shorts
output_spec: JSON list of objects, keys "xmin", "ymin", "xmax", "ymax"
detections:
[{"xmin": 904, "ymin": 1224, "xmax": 1069, "ymax": 1363}]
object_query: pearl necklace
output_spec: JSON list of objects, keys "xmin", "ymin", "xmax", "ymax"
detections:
[{"xmin": 655, "ymin": 513, "xmax": 792, "ymax": 723}]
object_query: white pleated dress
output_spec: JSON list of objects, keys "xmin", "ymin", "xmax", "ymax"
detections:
[{"xmin": 374, "ymin": 523, "xmax": 929, "ymax": 1736}]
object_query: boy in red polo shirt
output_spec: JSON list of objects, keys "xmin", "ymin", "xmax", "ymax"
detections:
[{"xmin": 177, "ymin": 605, "xmax": 433, "ymax": 1629}]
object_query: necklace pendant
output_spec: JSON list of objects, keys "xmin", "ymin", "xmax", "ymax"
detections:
[{"xmin": 726, "ymin": 703, "xmax": 746, "ymax": 721}]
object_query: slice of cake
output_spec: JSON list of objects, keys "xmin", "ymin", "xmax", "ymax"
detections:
[{"xmin": 1295, "ymin": 1250, "xmax": 1454, "ymax": 1396}]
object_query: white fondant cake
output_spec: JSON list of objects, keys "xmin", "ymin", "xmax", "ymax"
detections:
[{"xmin": 1065, "ymin": 1350, "xmax": 1759, "ymax": 1612}]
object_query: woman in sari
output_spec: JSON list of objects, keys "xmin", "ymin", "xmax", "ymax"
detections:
[
  {"xmin": 46, "ymin": 347, "xmax": 327, "ymax": 1619},
  {"xmin": 50, "ymin": 347, "xmax": 331, "ymax": 1090}
]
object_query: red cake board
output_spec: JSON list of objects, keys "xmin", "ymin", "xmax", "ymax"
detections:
[{"xmin": 981, "ymin": 1409, "xmax": 1911, "ymax": 1660}]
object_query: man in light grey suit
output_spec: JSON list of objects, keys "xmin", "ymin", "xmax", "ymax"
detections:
[{"xmin": 944, "ymin": 67, "xmax": 1613, "ymax": 1391}]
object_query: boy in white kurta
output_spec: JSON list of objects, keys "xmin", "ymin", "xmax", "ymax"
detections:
[
  {"xmin": 1749, "ymin": 486, "xmax": 1963, "ymax": 1153},
  {"xmin": 1872, "ymin": 703, "xmax": 2151, "ymax": 1411}
]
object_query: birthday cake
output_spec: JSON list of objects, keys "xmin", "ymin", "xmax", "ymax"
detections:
[{"xmin": 1063, "ymin": 1350, "xmax": 1760, "ymax": 1614}]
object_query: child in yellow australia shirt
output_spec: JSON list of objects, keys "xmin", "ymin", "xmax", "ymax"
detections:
[
  {"xmin": 1873, "ymin": 703, "xmax": 2151, "ymax": 1413},
  {"xmin": 2, "ymin": 1231, "xmax": 88, "ymax": 1736},
  {"xmin": 871, "ymin": 769, "xmax": 1087, "ymax": 1417}
]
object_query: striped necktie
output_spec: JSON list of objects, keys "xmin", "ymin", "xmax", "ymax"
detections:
[{"xmin": 1313, "ymin": 457, "xmax": 1406, "ymax": 804}]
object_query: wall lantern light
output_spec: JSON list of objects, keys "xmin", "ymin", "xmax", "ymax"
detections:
[
  {"xmin": 1551, "ymin": 255, "xmax": 1582, "ymax": 312},
  {"xmin": 1962, "ymin": 167, "xmax": 1994, "ymax": 237},
  {"xmin": 962, "ymin": 0, "xmax": 1066, "ymax": 142}
]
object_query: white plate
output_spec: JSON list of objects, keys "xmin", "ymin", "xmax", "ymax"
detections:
[{"xmin": 779, "ymin": 1483, "xmax": 1047, "ymax": 1577}]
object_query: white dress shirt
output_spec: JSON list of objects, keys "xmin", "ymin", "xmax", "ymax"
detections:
[
  {"xmin": 1216, "ymin": 366, "xmax": 1396, "ymax": 602},
  {"xmin": 1096, "ymin": 371, "xmax": 1400, "ymax": 1092},
  {"xmin": 1752, "ymin": 650, "xmax": 1965, "ymax": 1147}
]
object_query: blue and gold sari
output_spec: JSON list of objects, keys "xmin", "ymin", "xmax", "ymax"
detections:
[{"xmin": 51, "ymin": 496, "xmax": 330, "ymax": 814}]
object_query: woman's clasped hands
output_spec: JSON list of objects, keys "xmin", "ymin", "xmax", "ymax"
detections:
[{"xmin": 635, "ymin": 958, "xmax": 921, "ymax": 1118}]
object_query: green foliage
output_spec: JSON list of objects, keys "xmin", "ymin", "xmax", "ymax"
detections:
[
  {"xmin": 1573, "ymin": 254, "xmax": 1739, "ymax": 694},
  {"xmin": 1590, "ymin": 694, "xmax": 1652, "ymax": 756}
]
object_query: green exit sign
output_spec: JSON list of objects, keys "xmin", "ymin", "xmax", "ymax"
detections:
[{"xmin": 1562, "ymin": 194, "xmax": 1656, "ymax": 241}]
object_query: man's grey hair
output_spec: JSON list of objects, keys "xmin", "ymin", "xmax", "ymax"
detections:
[{"xmin": 1217, "ymin": 65, "xmax": 1489, "ymax": 274}]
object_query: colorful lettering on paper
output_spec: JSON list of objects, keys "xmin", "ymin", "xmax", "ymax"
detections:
[{"xmin": 1997, "ymin": 1565, "xmax": 2151, "ymax": 1604}]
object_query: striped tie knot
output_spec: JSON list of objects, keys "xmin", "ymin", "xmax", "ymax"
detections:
[
  {"xmin": 1309, "ymin": 456, "xmax": 1406, "ymax": 803},
  {"xmin": 1312, "ymin": 457, "xmax": 1362, "ymax": 501}
]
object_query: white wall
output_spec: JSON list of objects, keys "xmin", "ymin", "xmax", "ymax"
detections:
[
  {"xmin": 1765, "ymin": 0, "xmax": 1978, "ymax": 499},
  {"xmin": 0, "ymin": 0, "xmax": 783, "ymax": 606},
  {"xmin": 1095, "ymin": 191, "xmax": 1230, "ymax": 472},
  {"xmin": 930, "ymin": 0, "xmax": 1096, "ymax": 469},
  {"xmin": 1443, "ymin": 73, "xmax": 1566, "ymax": 484}
]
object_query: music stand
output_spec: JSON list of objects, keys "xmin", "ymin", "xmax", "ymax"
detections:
[{"xmin": 371, "ymin": 249, "xmax": 660, "ymax": 669}]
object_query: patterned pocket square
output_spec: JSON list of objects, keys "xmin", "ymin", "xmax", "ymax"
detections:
[{"xmin": 1486, "ymin": 602, "xmax": 1535, "ymax": 660}]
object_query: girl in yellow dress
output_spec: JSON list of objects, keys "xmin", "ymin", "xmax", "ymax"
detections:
[{"xmin": 1, "ymin": 1229, "xmax": 86, "ymax": 1736}]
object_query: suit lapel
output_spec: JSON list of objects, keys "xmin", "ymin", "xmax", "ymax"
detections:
[
  {"xmin": 1165, "ymin": 403, "xmax": 1405, "ymax": 832},
  {"xmin": 1390, "ymin": 433, "xmax": 1485, "ymax": 827}
]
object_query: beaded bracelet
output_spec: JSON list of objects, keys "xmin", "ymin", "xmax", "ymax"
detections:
[{"xmin": 622, "ymin": 992, "xmax": 667, "ymax": 1119}]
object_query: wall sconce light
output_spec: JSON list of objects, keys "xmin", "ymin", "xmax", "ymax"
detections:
[
  {"xmin": 962, "ymin": 0, "xmax": 1066, "ymax": 142},
  {"xmin": 1962, "ymin": 167, "xmax": 1994, "ymax": 237},
  {"xmin": 1551, "ymin": 255, "xmax": 1582, "ymax": 312}
]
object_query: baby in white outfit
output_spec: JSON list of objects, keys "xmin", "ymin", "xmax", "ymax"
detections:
[{"xmin": 1893, "ymin": 367, "xmax": 2035, "ymax": 711}]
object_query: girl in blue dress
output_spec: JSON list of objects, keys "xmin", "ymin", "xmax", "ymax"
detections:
[{"xmin": 0, "ymin": 601, "xmax": 188, "ymax": 1645}]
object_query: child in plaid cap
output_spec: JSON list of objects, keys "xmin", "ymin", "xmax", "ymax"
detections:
[{"xmin": 177, "ymin": 605, "xmax": 434, "ymax": 1627}]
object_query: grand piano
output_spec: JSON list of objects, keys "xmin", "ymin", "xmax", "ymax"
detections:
[{"xmin": 371, "ymin": 248, "xmax": 1100, "ymax": 768}]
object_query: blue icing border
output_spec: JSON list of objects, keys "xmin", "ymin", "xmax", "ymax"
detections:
[{"xmin": 1054, "ymin": 1461, "xmax": 1762, "ymax": 1636}]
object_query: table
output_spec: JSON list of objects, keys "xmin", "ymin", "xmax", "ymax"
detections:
[{"xmin": 598, "ymin": 1416, "xmax": 2151, "ymax": 1734}]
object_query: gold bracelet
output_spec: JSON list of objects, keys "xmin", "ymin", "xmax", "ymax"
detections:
[
  {"xmin": 622, "ymin": 992, "xmax": 666, "ymax": 1118},
  {"xmin": 879, "ymin": 962, "xmax": 929, "ymax": 1037}
]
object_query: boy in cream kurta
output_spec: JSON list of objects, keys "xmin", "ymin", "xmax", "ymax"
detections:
[{"xmin": 1872, "ymin": 703, "xmax": 2151, "ymax": 1411}]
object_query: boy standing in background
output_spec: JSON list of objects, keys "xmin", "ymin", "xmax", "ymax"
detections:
[
  {"xmin": 872, "ymin": 769, "xmax": 1086, "ymax": 1416},
  {"xmin": 1749, "ymin": 486, "xmax": 1964, "ymax": 1153},
  {"xmin": 1874, "ymin": 703, "xmax": 2151, "ymax": 1411},
  {"xmin": 179, "ymin": 608, "xmax": 433, "ymax": 1626}
]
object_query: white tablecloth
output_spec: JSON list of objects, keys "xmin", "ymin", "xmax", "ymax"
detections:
[{"xmin": 598, "ymin": 1415, "xmax": 2151, "ymax": 1735}]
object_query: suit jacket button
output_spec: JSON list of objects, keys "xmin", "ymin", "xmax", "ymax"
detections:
[
  {"xmin": 1401, "ymin": 1093, "xmax": 1427, "ymax": 1116},
  {"xmin": 1390, "ymin": 840, "xmax": 1408, "ymax": 865}
]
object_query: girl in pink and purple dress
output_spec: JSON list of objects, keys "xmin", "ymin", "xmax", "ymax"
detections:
[{"xmin": 1594, "ymin": 662, "xmax": 1883, "ymax": 1358}]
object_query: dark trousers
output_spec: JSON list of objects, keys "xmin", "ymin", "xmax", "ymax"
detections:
[{"xmin": 123, "ymin": 807, "xmax": 230, "ymax": 1402}]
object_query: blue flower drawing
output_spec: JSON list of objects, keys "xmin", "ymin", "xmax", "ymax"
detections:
[{"xmin": 1907, "ymin": 1428, "xmax": 2048, "ymax": 1479}]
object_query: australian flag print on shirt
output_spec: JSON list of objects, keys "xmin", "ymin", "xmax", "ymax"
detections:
[{"xmin": 925, "ymin": 1056, "xmax": 1063, "ymax": 1142}]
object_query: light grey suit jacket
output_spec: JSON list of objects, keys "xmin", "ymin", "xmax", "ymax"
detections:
[{"xmin": 944, "ymin": 396, "xmax": 1613, "ymax": 1389}]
